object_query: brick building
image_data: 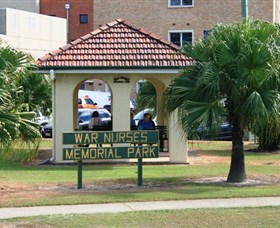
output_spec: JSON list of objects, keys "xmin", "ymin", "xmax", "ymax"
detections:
[
  {"xmin": 2, "ymin": 0, "xmax": 279, "ymax": 48},
  {"xmin": 93, "ymin": 0, "xmax": 279, "ymax": 47},
  {"xmin": 40, "ymin": 0, "xmax": 93, "ymax": 42},
  {"xmin": 37, "ymin": 0, "xmax": 280, "ymax": 93}
]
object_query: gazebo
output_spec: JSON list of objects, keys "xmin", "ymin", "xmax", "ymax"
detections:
[{"xmin": 35, "ymin": 19, "xmax": 192, "ymax": 164}]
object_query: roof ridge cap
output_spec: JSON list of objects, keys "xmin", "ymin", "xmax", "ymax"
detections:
[
  {"xmin": 38, "ymin": 43, "xmax": 73, "ymax": 61},
  {"xmin": 115, "ymin": 19, "xmax": 182, "ymax": 51},
  {"xmin": 36, "ymin": 19, "xmax": 122, "ymax": 63},
  {"xmin": 115, "ymin": 18, "xmax": 125, "ymax": 23},
  {"xmin": 98, "ymin": 18, "xmax": 126, "ymax": 31},
  {"xmin": 157, "ymin": 37, "xmax": 181, "ymax": 50},
  {"xmin": 137, "ymin": 28, "xmax": 181, "ymax": 51}
]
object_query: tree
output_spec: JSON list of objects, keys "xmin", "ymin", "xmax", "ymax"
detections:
[
  {"xmin": 136, "ymin": 81, "xmax": 156, "ymax": 112},
  {"xmin": 252, "ymin": 117, "xmax": 280, "ymax": 150},
  {"xmin": 15, "ymin": 68, "xmax": 52, "ymax": 116},
  {"xmin": 164, "ymin": 19, "xmax": 280, "ymax": 182},
  {"xmin": 0, "ymin": 40, "xmax": 41, "ymax": 146}
]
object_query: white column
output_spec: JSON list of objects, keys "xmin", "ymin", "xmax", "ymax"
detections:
[
  {"xmin": 110, "ymin": 83, "xmax": 132, "ymax": 131},
  {"xmin": 50, "ymin": 70, "xmax": 56, "ymax": 163},
  {"xmin": 53, "ymin": 74, "xmax": 77, "ymax": 163},
  {"xmin": 108, "ymin": 81, "xmax": 132, "ymax": 164},
  {"xmin": 168, "ymin": 110, "xmax": 188, "ymax": 163}
]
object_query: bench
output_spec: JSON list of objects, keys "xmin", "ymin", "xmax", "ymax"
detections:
[
  {"xmin": 89, "ymin": 125, "xmax": 112, "ymax": 131},
  {"xmin": 155, "ymin": 125, "xmax": 168, "ymax": 152}
]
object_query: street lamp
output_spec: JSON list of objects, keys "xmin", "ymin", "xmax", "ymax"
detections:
[{"xmin": 65, "ymin": 3, "xmax": 70, "ymax": 42}]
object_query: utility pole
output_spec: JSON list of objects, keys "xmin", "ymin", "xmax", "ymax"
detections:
[{"xmin": 241, "ymin": 0, "xmax": 248, "ymax": 18}]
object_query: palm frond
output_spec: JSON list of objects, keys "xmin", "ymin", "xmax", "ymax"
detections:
[
  {"xmin": 178, "ymin": 99, "xmax": 225, "ymax": 135},
  {"xmin": 136, "ymin": 81, "xmax": 156, "ymax": 111},
  {"xmin": 164, "ymin": 19, "xmax": 280, "ymax": 145}
]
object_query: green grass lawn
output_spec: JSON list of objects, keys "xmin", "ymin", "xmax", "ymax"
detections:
[
  {"xmin": 0, "ymin": 140, "xmax": 279, "ymax": 208},
  {"xmin": 38, "ymin": 138, "xmax": 53, "ymax": 149},
  {"xmin": 1, "ymin": 207, "xmax": 279, "ymax": 227},
  {"xmin": 0, "ymin": 140, "xmax": 279, "ymax": 226}
]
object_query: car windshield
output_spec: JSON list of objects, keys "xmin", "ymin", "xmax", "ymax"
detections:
[
  {"xmin": 85, "ymin": 98, "xmax": 94, "ymax": 105},
  {"xmin": 98, "ymin": 111, "xmax": 110, "ymax": 118}
]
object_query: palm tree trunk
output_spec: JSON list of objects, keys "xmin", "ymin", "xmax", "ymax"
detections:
[{"xmin": 227, "ymin": 119, "xmax": 247, "ymax": 182}]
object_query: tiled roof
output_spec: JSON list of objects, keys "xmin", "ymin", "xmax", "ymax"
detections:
[{"xmin": 35, "ymin": 19, "xmax": 191, "ymax": 68}]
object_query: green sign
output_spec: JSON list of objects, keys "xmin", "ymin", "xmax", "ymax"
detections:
[
  {"xmin": 63, "ymin": 130, "xmax": 159, "ymax": 145},
  {"xmin": 63, "ymin": 146, "xmax": 159, "ymax": 160}
]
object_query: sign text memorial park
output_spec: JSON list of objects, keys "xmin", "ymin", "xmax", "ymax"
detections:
[
  {"xmin": 62, "ymin": 131, "xmax": 159, "ymax": 160},
  {"xmin": 62, "ymin": 130, "xmax": 159, "ymax": 188}
]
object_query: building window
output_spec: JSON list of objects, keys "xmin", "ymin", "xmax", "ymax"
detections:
[
  {"xmin": 80, "ymin": 14, "xmax": 88, "ymax": 24},
  {"xmin": 168, "ymin": 0, "xmax": 194, "ymax": 7},
  {"xmin": 169, "ymin": 30, "xmax": 193, "ymax": 47},
  {"xmin": 203, "ymin": 29, "xmax": 211, "ymax": 39}
]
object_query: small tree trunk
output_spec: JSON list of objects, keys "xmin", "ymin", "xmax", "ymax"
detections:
[{"xmin": 227, "ymin": 120, "xmax": 247, "ymax": 182}]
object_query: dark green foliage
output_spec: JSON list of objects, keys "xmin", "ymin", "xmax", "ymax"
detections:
[
  {"xmin": 0, "ymin": 40, "xmax": 46, "ymax": 147},
  {"xmin": 136, "ymin": 81, "xmax": 157, "ymax": 112},
  {"xmin": 164, "ymin": 19, "xmax": 280, "ymax": 182}
]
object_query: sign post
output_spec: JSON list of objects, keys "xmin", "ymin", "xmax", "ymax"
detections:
[
  {"xmin": 77, "ymin": 160, "xmax": 82, "ymax": 189},
  {"xmin": 138, "ymin": 158, "xmax": 143, "ymax": 186},
  {"xmin": 62, "ymin": 130, "xmax": 159, "ymax": 189}
]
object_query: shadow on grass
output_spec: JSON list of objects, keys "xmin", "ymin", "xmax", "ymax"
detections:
[{"xmin": 0, "ymin": 161, "xmax": 115, "ymax": 171}]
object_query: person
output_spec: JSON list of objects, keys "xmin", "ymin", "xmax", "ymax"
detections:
[
  {"xmin": 88, "ymin": 111, "xmax": 103, "ymax": 147},
  {"xmin": 107, "ymin": 116, "xmax": 113, "ymax": 131},
  {"xmin": 137, "ymin": 113, "xmax": 155, "ymax": 130},
  {"xmin": 88, "ymin": 111, "xmax": 102, "ymax": 130},
  {"xmin": 130, "ymin": 111, "xmax": 136, "ymax": 130},
  {"xmin": 149, "ymin": 114, "xmax": 156, "ymax": 130}
]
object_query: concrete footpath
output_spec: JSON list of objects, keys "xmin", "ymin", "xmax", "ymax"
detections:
[{"xmin": 0, "ymin": 197, "xmax": 280, "ymax": 219}]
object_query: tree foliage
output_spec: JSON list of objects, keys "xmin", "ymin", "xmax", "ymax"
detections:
[
  {"xmin": 0, "ymin": 40, "xmax": 50, "ymax": 146},
  {"xmin": 15, "ymin": 68, "xmax": 52, "ymax": 116},
  {"xmin": 164, "ymin": 19, "xmax": 280, "ymax": 182},
  {"xmin": 136, "ymin": 81, "xmax": 157, "ymax": 112}
]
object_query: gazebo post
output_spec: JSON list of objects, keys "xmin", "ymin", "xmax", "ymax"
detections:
[{"xmin": 168, "ymin": 110, "xmax": 188, "ymax": 163}]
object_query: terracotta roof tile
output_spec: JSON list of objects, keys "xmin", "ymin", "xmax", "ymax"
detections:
[
  {"xmin": 70, "ymin": 38, "xmax": 83, "ymax": 46},
  {"xmin": 99, "ymin": 24, "xmax": 109, "ymax": 31},
  {"xmin": 35, "ymin": 19, "xmax": 191, "ymax": 68}
]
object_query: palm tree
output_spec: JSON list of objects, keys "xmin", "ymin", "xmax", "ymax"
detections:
[
  {"xmin": 0, "ymin": 41, "xmax": 41, "ymax": 146},
  {"xmin": 164, "ymin": 19, "xmax": 280, "ymax": 182},
  {"xmin": 15, "ymin": 68, "xmax": 52, "ymax": 116},
  {"xmin": 136, "ymin": 81, "xmax": 157, "ymax": 112}
]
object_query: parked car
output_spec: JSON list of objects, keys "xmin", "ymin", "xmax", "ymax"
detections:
[
  {"xmin": 78, "ymin": 108, "xmax": 111, "ymax": 130},
  {"xmin": 41, "ymin": 121, "xmax": 53, "ymax": 138},
  {"xmin": 78, "ymin": 96, "xmax": 98, "ymax": 109},
  {"xmin": 34, "ymin": 111, "xmax": 51, "ymax": 136},
  {"xmin": 103, "ymin": 104, "xmax": 111, "ymax": 113},
  {"xmin": 190, "ymin": 123, "xmax": 232, "ymax": 141},
  {"xmin": 41, "ymin": 108, "xmax": 111, "ymax": 138}
]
